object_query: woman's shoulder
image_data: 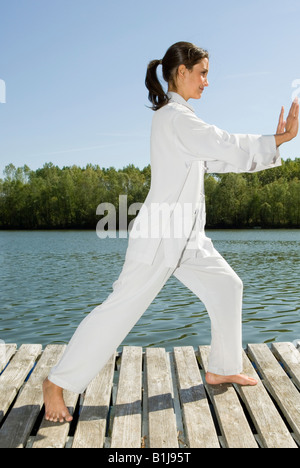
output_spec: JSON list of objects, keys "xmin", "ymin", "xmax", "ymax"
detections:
[
  {"xmin": 153, "ymin": 100, "xmax": 193, "ymax": 123},
  {"xmin": 152, "ymin": 101, "xmax": 176, "ymax": 124}
]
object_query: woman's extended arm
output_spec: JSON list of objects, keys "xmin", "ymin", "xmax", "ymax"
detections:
[
  {"xmin": 172, "ymin": 96, "xmax": 298, "ymax": 174},
  {"xmin": 274, "ymin": 98, "xmax": 299, "ymax": 147}
]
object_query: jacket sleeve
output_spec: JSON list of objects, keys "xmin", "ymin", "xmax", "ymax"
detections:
[{"xmin": 173, "ymin": 111, "xmax": 281, "ymax": 173}]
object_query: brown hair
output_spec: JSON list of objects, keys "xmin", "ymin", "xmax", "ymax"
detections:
[{"xmin": 145, "ymin": 41, "xmax": 209, "ymax": 111}]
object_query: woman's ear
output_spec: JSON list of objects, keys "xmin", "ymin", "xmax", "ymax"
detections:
[{"xmin": 178, "ymin": 64, "xmax": 186, "ymax": 78}]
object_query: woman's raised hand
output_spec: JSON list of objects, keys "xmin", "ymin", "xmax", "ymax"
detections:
[
  {"xmin": 275, "ymin": 97, "xmax": 299, "ymax": 147},
  {"xmin": 285, "ymin": 97, "xmax": 299, "ymax": 139},
  {"xmin": 276, "ymin": 106, "xmax": 286, "ymax": 134}
]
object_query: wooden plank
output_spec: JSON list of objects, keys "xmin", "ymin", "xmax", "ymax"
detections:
[
  {"xmin": 1, "ymin": 342, "xmax": 299, "ymax": 449},
  {"xmin": 0, "ymin": 343, "xmax": 17, "ymax": 373},
  {"xmin": 72, "ymin": 353, "xmax": 115, "ymax": 448},
  {"xmin": 248, "ymin": 343, "xmax": 300, "ymax": 445},
  {"xmin": 0, "ymin": 344, "xmax": 42, "ymax": 424},
  {"xmin": 237, "ymin": 349, "xmax": 297, "ymax": 448},
  {"xmin": 293, "ymin": 340, "xmax": 300, "ymax": 350},
  {"xmin": 174, "ymin": 346, "xmax": 219, "ymax": 448},
  {"xmin": 32, "ymin": 345, "xmax": 79, "ymax": 448},
  {"xmin": 32, "ymin": 389, "xmax": 78, "ymax": 448},
  {"xmin": 27, "ymin": 345, "xmax": 65, "ymax": 387},
  {"xmin": 5, "ymin": 344, "xmax": 18, "ymax": 364},
  {"xmin": 111, "ymin": 347, "xmax": 142, "ymax": 448},
  {"xmin": 0, "ymin": 345, "xmax": 61, "ymax": 448},
  {"xmin": 271, "ymin": 342, "xmax": 300, "ymax": 390},
  {"xmin": 142, "ymin": 351, "xmax": 149, "ymax": 448},
  {"xmin": 167, "ymin": 352, "xmax": 186, "ymax": 447},
  {"xmin": 0, "ymin": 341, "xmax": 6, "ymax": 373},
  {"xmin": 0, "ymin": 344, "xmax": 72, "ymax": 448},
  {"xmin": 146, "ymin": 348, "xmax": 178, "ymax": 448},
  {"xmin": 0, "ymin": 344, "xmax": 18, "ymax": 420},
  {"xmin": 0, "ymin": 344, "xmax": 42, "ymax": 388},
  {"xmin": 0, "ymin": 383, "xmax": 17, "ymax": 424},
  {"xmin": 198, "ymin": 345, "xmax": 258, "ymax": 448}
]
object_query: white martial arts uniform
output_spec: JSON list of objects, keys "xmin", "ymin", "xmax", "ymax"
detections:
[{"xmin": 48, "ymin": 92, "xmax": 281, "ymax": 394}]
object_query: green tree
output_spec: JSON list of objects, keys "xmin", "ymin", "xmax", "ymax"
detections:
[{"xmin": 0, "ymin": 159, "xmax": 299, "ymax": 229}]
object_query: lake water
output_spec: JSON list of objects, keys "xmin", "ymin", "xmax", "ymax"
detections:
[{"xmin": 0, "ymin": 229, "xmax": 299, "ymax": 351}]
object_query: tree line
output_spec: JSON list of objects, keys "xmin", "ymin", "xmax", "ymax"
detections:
[{"xmin": 0, "ymin": 158, "xmax": 299, "ymax": 229}]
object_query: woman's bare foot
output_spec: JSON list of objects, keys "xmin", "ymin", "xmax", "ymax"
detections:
[
  {"xmin": 205, "ymin": 372, "xmax": 258, "ymax": 386},
  {"xmin": 43, "ymin": 378, "xmax": 73, "ymax": 423}
]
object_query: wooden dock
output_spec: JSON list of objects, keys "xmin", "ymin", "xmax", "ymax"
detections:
[{"xmin": 0, "ymin": 341, "xmax": 299, "ymax": 448}]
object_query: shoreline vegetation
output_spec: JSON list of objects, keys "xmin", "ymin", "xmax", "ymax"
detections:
[{"xmin": 0, "ymin": 158, "xmax": 299, "ymax": 230}]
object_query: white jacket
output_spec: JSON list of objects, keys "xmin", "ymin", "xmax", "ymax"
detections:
[{"xmin": 125, "ymin": 92, "xmax": 281, "ymax": 267}]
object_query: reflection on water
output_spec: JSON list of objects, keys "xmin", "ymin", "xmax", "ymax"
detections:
[{"xmin": 0, "ymin": 229, "xmax": 299, "ymax": 350}]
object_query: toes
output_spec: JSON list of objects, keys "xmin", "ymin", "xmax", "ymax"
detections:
[
  {"xmin": 46, "ymin": 411, "xmax": 73, "ymax": 423},
  {"xmin": 242, "ymin": 375, "xmax": 258, "ymax": 386},
  {"xmin": 249, "ymin": 378, "xmax": 258, "ymax": 385}
]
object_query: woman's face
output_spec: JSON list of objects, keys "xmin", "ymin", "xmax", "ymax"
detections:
[{"xmin": 175, "ymin": 58, "xmax": 209, "ymax": 101}]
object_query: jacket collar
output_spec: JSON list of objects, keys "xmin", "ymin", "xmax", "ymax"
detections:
[{"xmin": 167, "ymin": 91, "xmax": 195, "ymax": 113}]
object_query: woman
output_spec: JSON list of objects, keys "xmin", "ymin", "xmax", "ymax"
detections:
[{"xmin": 43, "ymin": 41, "xmax": 299, "ymax": 423}]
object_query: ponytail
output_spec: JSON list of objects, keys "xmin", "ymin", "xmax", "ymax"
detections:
[
  {"xmin": 145, "ymin": 42, "xmax": 209, "ymax": 111},
  {"xmin": 145, "ymin": 59, "xmax": 169, "ymax": 112}
]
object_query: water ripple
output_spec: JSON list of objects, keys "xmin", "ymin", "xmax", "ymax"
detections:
[{"xmin": 0, "ymin": 229, "xmax": 299, "ymax": 350}]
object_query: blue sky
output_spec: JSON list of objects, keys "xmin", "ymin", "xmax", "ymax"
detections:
[{"xmin": 0, "ymin": 0, "xmax": 299, "ymax": 176}]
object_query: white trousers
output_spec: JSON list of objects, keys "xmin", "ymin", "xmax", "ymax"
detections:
[{"xmin": 48, "ymin": 240, "xmax": 244, "ymax": 394}]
